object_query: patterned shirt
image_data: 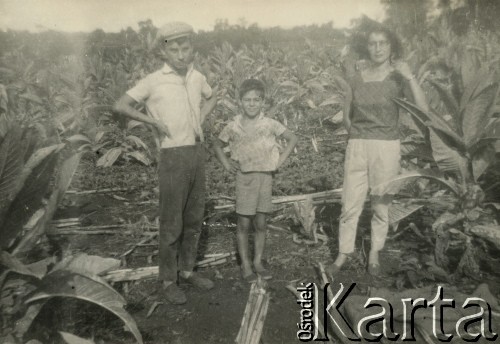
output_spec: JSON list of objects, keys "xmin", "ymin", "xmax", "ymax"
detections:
[
  {"xmin": 218, "ymin": 114, "xmax": 287, "ymax": 172},
  {"xmin": 127, "ymin": 63, "xmax": 212, "ymax": 148}
]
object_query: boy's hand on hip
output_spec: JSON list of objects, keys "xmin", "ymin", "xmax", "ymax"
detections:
[
  {"xmin": 155, "ymin": 121, "xmax": 171, "ymax": 138},
  {"xmin": 224, "ymin": 160, "xmax": 239, "ymax": 173}
]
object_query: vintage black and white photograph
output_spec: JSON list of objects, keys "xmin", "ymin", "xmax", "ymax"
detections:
[{"xmin": 1, "ymin": 0, "xmax": 499, "ymax": 343}]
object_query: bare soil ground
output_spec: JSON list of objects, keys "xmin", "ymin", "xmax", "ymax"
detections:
[{"xmin": 30, "ymin": 151, "xmax": 500, "ymax": 344}]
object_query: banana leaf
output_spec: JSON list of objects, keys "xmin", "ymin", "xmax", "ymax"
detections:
[
  {"xmin": 393, "ymin": 98, "xmax": 465, "ymax": 152},
  {"xmin": 371, "ymin": 169, "xmax": 460, "ymax": 196},
  {"xmin": 26, "ymin": 270, "xmax": 143, "ymax": 344},
  {"xmin": 461, "ymin": 80, "xmax": 498, "ymax": 149},
  {"xmin": 13, "ymin": 152, "xmax": 80, "ymax": 255},
  {"xmin": 428, "ymin": 130, "xmax": 469, "ymax": 180},
  {"xmin": 60, "ymin": 332, "xmax": 95, "ymax": 344},
  {"xmin": 472, "ymin": 143, "xmax": 496, "ymax": 181},
  {"xmin": 2, "ymin": 152, "xmax": 58, "ymax": 241},
  {"xmin": 388, "ymin": 202, "xmax": 424, "ymax": 226},
  {"xmin": 0, "ymin": 124, "xmax": 23, "ymax": 222}
]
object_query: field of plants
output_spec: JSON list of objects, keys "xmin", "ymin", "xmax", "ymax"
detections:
[{"xmin": 1, "ymin": 2, "xmax": 500, "ymax": 343}]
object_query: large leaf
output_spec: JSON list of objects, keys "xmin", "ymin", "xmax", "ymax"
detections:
[
  {"xmin": 96, "ymin": 147, "xmax": 122, "ymax": 167},
  {"xmin": 472, "ymin": 143, "xmax": 496, "ymax": 181},
  {"xmin": 1, "ymin": 151, "xmax": 58, "ymax": 242},
  {"xmin": 126, "ymin": 151, "xmax": 151, "ymax": 166},
  {"xmin": 461, "ymin": 80, "xmax": 498, "ymax": 149},
  {"xmin": 470, "ymin": 225, "xmax": 500, "ymax": 250},
  {"xmin": 371, "ymin": 169, "xmax": 460, "ymax": 196},
  {"xmin": 388, "ymin": 202, "xmax": 424, "ymax": 225},
  {"xmin": 394, "ymin": 98, "xmax": 465, "ymax": 151},
  {"xmin": 52, "ymin": 253, "xmax": 120, "ymax": 276},
  {"xmin": 60, "ymin": 332, "xmax": 95, "ymax": 344},
  {"xmin": 0, "ymin": 251, "xmax": 44, "ymax": 279},
  {"xmin": 428, "ymin": 130, "xmax": 469, "ymax": 179},
  {"xmin": 13, "ymin": 153, "xmax": 81, "ymax": 256},
  {"xmin": 427, "ymin": 79, "xmax": 459, "ymax": 118},
  {"xmin": 0, "ymin": 124, "xmax": 23, "ymax": 220},
  {"xmin": 26, "ymin": 270, "xmax": 143, "ymax": 344},
  {"xmin": 400, "ymin": 140, "xmax": 433, "ymax": 161}
]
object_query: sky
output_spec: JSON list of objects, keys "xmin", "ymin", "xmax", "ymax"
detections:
[{"xmin": 0, "ymin": 0, "xmax": 386, "ymax": 33}]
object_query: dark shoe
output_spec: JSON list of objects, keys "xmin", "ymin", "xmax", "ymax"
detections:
[
  {"xmin": 242, "ymin": 272, "xmax": 258, "ymax": 284},
  {"xmin": 180, "ymin": 273, "xmax": 214, "ymax": 290},
  {"xmin": 163, "ymin": 283, "xmax": 186, "ymax": 305},
  {"xmin": 255, "ymin": 268, "xmax": 272, "ymax": 280},
  {"xmin": 367, "ymin": 264, "xmax": 381, "ymax": 277}
]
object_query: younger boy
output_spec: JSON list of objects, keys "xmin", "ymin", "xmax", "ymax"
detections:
[{"xmin": 213, "ymin": 79, "xmax": 298, "ymax": 282}]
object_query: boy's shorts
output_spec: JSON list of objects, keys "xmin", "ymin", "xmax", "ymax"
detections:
[{"xmin": 236, "ymin": 171, "xmax": 273, "ymax": 216}]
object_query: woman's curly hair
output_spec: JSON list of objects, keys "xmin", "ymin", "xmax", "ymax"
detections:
[{"xmin": 350, "ymin": 19, "xmax": 403, "ymax": 61}]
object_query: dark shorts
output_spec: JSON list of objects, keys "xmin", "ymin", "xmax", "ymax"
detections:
[{"xmin": 235, "ymin": 171, "xmax": 273, "ymax": 216}]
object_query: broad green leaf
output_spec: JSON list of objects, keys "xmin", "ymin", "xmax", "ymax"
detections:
[
  {"xmin": 53, "ymin": 253, "xmax": 120, "ymax": 276},
  {"xmin": 0, "ymin": 251, "xmax": 44, "ymax": 279},
  {"xmin": 96, "ymin": 147, "xmax": 122, "ymax": 167},
  {"xmin": 426, "ymin": 79, "xmax": 459, "ymax": 122},
  {"xmin": 13, "ymin": 153, "xmax": 81, "ymax": 256},
  {"xmin": 279, "ymin": 80, "xmax": 299, "ymax": 89},
  {"xmin": 94, "ymin": 131, "xmax": 106, "ymax": 143},
  {"xmin": 127, "ymin": 151, "xmax": 151, "ymax": 166},
  {"xmin": 19, "ymin": 93, "xmax": 44, "ymax": 105},
  {"xmin": 319, "ymin": 95, "xmax": 343, "ymax": 107},
  {"xmin": 371, "ymin": 169, "xmax": 460, "ymax": 196},
  {"xmin": 66, "ymin": 134, "xmax": 91, "ymax": 144},
  {"xmin": 400, "ymin": 141, "xmax": 433, "ymax": 161},
  {"xmin": 470, "ymin": 225, "xmax": 500, "ymax": 250},
  {"xmin": 461, "ymin": 81, "xmax": 498, "ymax": 149},
  {"xmin": 60, "ymin": 332, "xmax": 95, "ymax": 344},
  {"xmin": 428, "ymin": 130, "xmax": 468, "ymax": 179},
  {"xmin": 127, "ymin": 120, "xmax": 144, "ymax": 131},
  {"xmin": 394, "ymin": 98, "xmax": 465, "ymax": 151},
  {"xmin": 388, "ymin": 202, "xmax": 424, "ymax": 226},
  {"xmin": 0, "ymin": 124, "xmax": 23, "ymax": 220},
  {"xmin": 26, "ymin": 270, "xmax": 143, "ymax": 344},
  {"xmin": 460, "ymin": 49, "xmax": 480, "ymax": 95},
  {"xmin": 472, "ymin": 143, "xmax": 496, "ymax": 181},
  {"xmin": 126, "ymin": 135, "xmax": 149, "ymax": 151},
  {"xmin": 2, "ymin": 150, "xmax": 58, "ymax": 239}
]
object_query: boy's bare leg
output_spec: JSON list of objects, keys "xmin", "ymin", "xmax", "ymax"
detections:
[
  {"xmin": 252, "ymin": 212, "xmax": 267, "ymax": 272},
  {"xmin": 237, "ymin": 215, "xmax": 253, "ymax": 277}
]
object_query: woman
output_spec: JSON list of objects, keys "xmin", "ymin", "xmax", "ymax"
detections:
[{"xmin": 330, "ymin": 26, "xmax": 428, "ymax": 276}]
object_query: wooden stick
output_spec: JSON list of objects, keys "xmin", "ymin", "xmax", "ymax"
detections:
[
  {"xmin": 250, "ymin": 295, "xmax": 269, "ymax": 344},
  {"xmin": 51, "ymin": 218, "xmax": 80, "ymax": 223},
  {"xmin": 250, "ymin": 296, "xmax": 270, "ymax": 344},
  {"xmin": 215, "ymin": 189, "xmax": 342, "ymax": 210},
  {"xmin": 237, "ymin": 284, "xmax": 256, "ymax": 343},
  {"xmin": 47, "ymin": 229, "xmax": 136, "ymax": 235},
  {"xmin": 120, "ymin": 232, "xmax": 158, "ymax": 258},
  {"xmin": 146, "ymin": 301, "xmax": 163, "ymax": 318},
  {"xmin": 245, "ymin": 292, "xmax": 264, "ymax": 343},
  {"xmin": 66, "ymin": 187, "xmax": 131, "ymax": 195},
  {"xmin": 52, "ymin": 222, "xmax": 81, "ymax": 228}
]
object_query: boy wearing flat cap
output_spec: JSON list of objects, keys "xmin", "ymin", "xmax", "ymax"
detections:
[{"xmin": 114, "ymin": 21, "xmax": 217, "ymax": 305}]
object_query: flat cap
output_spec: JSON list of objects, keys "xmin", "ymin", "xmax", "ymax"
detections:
[{"xmin": 157, "ymin": 22, "xmax": 194, "ymax": 42}]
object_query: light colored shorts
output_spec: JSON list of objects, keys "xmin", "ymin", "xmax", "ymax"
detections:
[{"xmin": 235, "ymin": 172, "xmax": 273, "ymax": 216}]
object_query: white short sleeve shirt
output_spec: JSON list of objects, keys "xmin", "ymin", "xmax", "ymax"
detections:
[{"xmin": 127, "ymin": 64, "xmax": 212, "ymax": 148}]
